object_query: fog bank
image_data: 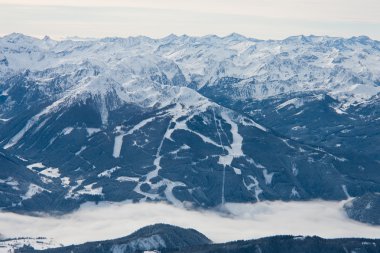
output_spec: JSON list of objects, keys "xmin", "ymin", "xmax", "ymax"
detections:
[{"xmin": 0, "ymin": 200, "xmax": 379, "ymax": 245}]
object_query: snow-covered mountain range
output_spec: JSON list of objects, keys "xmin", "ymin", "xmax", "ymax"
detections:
[{"xmin": 0, "ymin": 33, "xmax": 379, "ymax": 222}]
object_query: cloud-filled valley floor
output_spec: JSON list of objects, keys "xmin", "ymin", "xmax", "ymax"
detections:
[{"xmin": 0, "ymin": 201, "xmax": 379, "ymax": 246}]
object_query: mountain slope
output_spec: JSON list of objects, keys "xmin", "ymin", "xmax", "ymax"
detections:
[
  {"xmin": 14, "ymin": 224, "xmax": 380, "ymax": 253},
  {"xmin": 0, "ymin": 148, "xmax": 67, "ymax": 213},
  {"xmin": 0, "ymin": 34, "xmax": 379, "ymax": 214},
  {"xmin": 16, "ymin": 224, "xmax": 211, "ymax": 253},
  {"xmin": 177, "ymin": 235, "xmax": 380, "ymax": 253}
]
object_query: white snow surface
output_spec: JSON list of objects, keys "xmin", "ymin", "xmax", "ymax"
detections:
[
  {"xmin": 98, "ymin": 167, "xmax": 121, "ymax": 178},
  {"xmin": 1, "ymin": 34, "xmax": 379, "ymax": 104},
  {"xmin": 0, "ymin": 237, "xmax": 61, "ymax": 253},
  {"xmin": 77, "ymin": 183, "xmax": 103, "ymax": 196},
  {"xmin": 262, "ymin": 169, "xmax": 274, "ymax": 185},
  {"xmin": 116, "ymin": 176, "xmax": 139, "ymax": 182},
  {"xmin": 276, "ymin": 98, "xmax": 304, "ymax": 110},
  {"xmin": 75, "ymin": 146, "xmax": 87, "ymax": 156},
  {"xmin": 60, "ymin": 177, "xmax": 70, "ymax": 188},
  {"xmin": 0, "ymin": 201, "xmax": 379, "ymax": 248},
  {"xmin": 61, "ymin": 127, "xmax": 74, "ymax": 135},
  {"xmin": 2, "ymin": 34, "xmax": 380, "ymax": 149},
  {"xmin": 218, "ymin": 111, "xmax": 244, "ymax": 167},
  {"xmin": 26, "ymin": 163, "xmax": 45, "ymax": 170},
  {"xmin": 39, "ymin": 167, "xmax": 61, "ymax": 178},
  {"xmin": 111, "ymin": 235, "xmax": 165, "ymax": 253},
  {"xmin": 0, "ymin": 177, "xmax": 19, "ymax": 190},
  {"xmin": 22, "ymin": 184, "xmax": 50, "ymax": 200},
  {"xmin": 86, "ymin": 128, "xmax": 101, "ymax": 136}
]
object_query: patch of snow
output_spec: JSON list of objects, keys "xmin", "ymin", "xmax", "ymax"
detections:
[
  {"xmin": 111, "ymin": 235, "xmax": 165, "ymax": 253},
  {"xmin": 233, "ymin": 167, "xmax": 242, "ymax": 175},
  {"xmin": 342, "ymin": 185, "xmax": 351, "ymax": 199},
  {"xmin": 262, "ymin": 169, "xmax": 274, "ymax": 185},
  {"xmin": 291, "ymin": 125, "xmax": 305, "ymax": 131},
  {"xmin": 281, "ymin": 138, "xmax": 296, "ymax": 149},
  {"xmin": 86, "ymin": 128, "xmax": 101, "ymax": 136},
  {"xmin": 75, "ymin": 146, "xmax": 87, "ymax": 156},
  {"xmin": 40, "ymin": 177, "xmax": 53, "ymax": 184},
  {"xmin": 116, "ymin": 176, "xmax": 139, "ymax": 182},
  {"xmin": 243, "ymin": 176, "xmax": 263, "ymax": 202},
  {"xmin": 112, "ymin": 134, "xmax": 125, "ymax": 159},
  {"xmin": 16, "ymin": 155, "xmax": 28, "ymax": 162},
  {"xmin": 39, "ymin": 167, "xmax": 61, "ymax": 178},
  {"xmin": 65, "ymin": 179, "xmax": 84, "ymax": 199},
  {"xmin": 291, "ymin": 187, "xmax": 300, "ymax": 198},
  {"xmin": 276, "ymin": 98, "xmax": 304, "ymax": 110},
  {"xmin": 331, "ymin": 106, "xmax": 347, "ymax": 115},
  {"xmin": 218, "ymin": 111, "xmax": 244, "ymax": 167},
  {"xmin": 0, "ymin": 237, "xmax": 62, "ymax": 252},
  {"xmin": 61, "ymin": 177, "xmax": 70, "ymax": 188},
  {"xmin": 61, "ymin": 127, "xmax": 74, "ymax": 135},
  {"xmin": 98, "ymin": 167, "xmax": 121, "ymax": 178},
  {"xmin": 26, "ymin": 162, "xmax": 45, "ymax": 170},
  {"xmin": 0, "ymin": 177, "xmax": 19, "ymax": 190},
  {"xmin": 77, "ymin": 183, "xmax": 103, "ymax": 196},
  {"xmin": 246, "ymin": 158, "xmax": 265, "ymax": 169},
  {"xmin": 22, "ymin": 184, "xmax": 50, "ymax": 200},
  {"xmin": 169, "ymin": 144, "xmax": 191, "ymax": 157},
  {"xmin": 291, "ymin": 163, "xmax": 299, "ymax": 176},
  {"xmin": 238, "ymin": 116, "xmax": 267, "ymax": 132},
  {"xmin": 0, "ymin": 117, "xmax": 12, "ymax": 122}
]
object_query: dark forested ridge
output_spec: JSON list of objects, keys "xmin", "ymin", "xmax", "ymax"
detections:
[{"xmin": 15, "ymin": 224, "xmax": 380, "ymax": 253}]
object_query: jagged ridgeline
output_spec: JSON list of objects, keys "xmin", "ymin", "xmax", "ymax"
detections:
[{"xmin": 0, "ymin": 34, "xmax": 379, "ymax": 220}]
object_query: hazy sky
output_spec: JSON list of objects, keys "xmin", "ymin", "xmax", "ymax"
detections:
[{"xmin": 0, "ymin": 0, "xmax": 379, "ymax": 40}]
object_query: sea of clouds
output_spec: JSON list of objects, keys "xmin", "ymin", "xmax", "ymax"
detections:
[{"xmin": 0, "ymin": 200, "xmax": 379, "ymax": 246}]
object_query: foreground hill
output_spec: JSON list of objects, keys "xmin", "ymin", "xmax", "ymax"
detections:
[
  {"xmin": 15, "ymin": 224, "xmax": 380, "ymax": 253},
  {"xmin": 16, "ymin": 224, "xmax": 211, "ymax": 253}
]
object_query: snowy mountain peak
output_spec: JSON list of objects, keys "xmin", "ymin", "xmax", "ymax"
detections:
[
  {"xmin": 0, "ymin": 33, "xmax": 379, "ymax": 115},
  {"xmin": 0, "ymin": 33, "xmax": 380, "ymax": 214}
]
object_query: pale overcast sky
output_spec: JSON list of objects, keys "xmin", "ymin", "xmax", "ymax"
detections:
[{"xmin": 0, "ymin": 0, "xmax": 379, "ymax": 40}]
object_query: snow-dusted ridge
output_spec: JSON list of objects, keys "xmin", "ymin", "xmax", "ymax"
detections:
[
  {"xmin": 1, "ymin": 33, "xmax": 379, "ymax": 95},
  {"xmin": 1, "ymin": 33, "xmax": 379, "ymax": 124}
]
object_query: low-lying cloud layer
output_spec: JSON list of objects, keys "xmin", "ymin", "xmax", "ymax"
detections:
[{"xmin": 0, "ymin": 201, "xmax": 379, "ymax": 245}]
